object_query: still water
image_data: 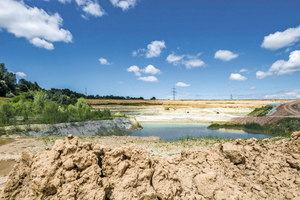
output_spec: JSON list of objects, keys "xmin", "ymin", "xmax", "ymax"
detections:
[{"xmin": 130, "ymin": 123, "xmax": 272, "ymax": 141}]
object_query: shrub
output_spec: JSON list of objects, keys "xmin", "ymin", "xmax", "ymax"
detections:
[{"xmin": 245, "ymin": 123, "xmax": 263, "ymax": 130}]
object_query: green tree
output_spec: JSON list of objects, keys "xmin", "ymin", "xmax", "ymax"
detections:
[
  {"xmin": 0, "ymin": 63, "xmax": 16, "ymax": 96},
  {"xmin": 150, "ymin": 97, "xmax": 156, "ymax": 100},
  {"xmin": 19, "ymin": 84, "xmax": 29, "ymax": 92}
]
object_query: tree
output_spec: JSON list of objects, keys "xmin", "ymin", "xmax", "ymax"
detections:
[
  {"xmin": 19, "ymin": 84, "xmax": 29, "ymax": 92},
  {"xmin": 150, "ymin": 97, "xmax": 156, "ymax": 100},
  {"xmin": 0, "ymin": 63, "xmax": 16, "ymax": 96}
]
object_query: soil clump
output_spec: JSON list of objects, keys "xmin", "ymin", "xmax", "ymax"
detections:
[{"xmin": 2, "ymin": 132, "xmax": 300, "ymax": 199}]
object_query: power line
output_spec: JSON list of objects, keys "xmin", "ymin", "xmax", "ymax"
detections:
[{"xmin": 172, "ymin": 86, "xmax": 177, "ymax": 100}]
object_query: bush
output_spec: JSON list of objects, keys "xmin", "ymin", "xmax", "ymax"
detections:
[
  {"xmin": 6, "ymin": 92, "xmax": 15, "ymax": 98},
  {"xmin": 33, "ymin": 91, "xmax": 49, "ymax": 114},
  {"xmin": 245, "ymin": 123, "xmax": 263, "ymax": 130}
]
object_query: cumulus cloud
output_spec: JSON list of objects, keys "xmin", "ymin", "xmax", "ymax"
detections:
[
  {"xmin": 127, "ymin": 65, "xmax": 161, "ymax": 77},
  {"xmin": 99, "ymin": 57, "xmax": 112, "ymax": 65},
  {"xmin": 166, "ymin": 52, "xmax": 184, "ymax": 66},
  {"xmin": 82, "ymin": 1, "xmax": 105, "ymax": 17},
  {"xmin": 256, "ymin": 71, "xmax": 272, "ymax": 79},
  {"xmin": 261, "ymin": 26, "xmax": 300, "ymax": 50},
  {"xmin": 250, "ymin": 87, "xmax": 256, "ymax": 90},
  {"xmin": 16, "ymin": 72, "xmax": 27, "ymax": 79},
  {"xmin": 110, "ymin": 0, "xmax": 137, "ymax": 11},
  {"xmin": 57, "ymin": 0, "xmax": 105, "ymax": 18},
  {"xmin": 214, "ymin": 50, "xmax": 239, "ymax": 61},
  {"xmin": 137, "ymin": 76, "xmax": 158, "ymax": 82},
  {"xmin": 127, "ymin": 65, "xmax": 141, "ymax": 76},
  {"xmin": 141, "ymin": 65, "xmax": 161, "ymax": 74},
  {"xmin": 132, "ymin": 40, "xmax": 166, "ymax": 58},
  {"xmin": 146, "ymin": 41, "xmax": 166, "ymax": 58},
  {"xmin": 240, "ymin": 69, "xmax": 248, "ymax": 72},
  {"xmin": 166, "ymin": 52, "xmax": 205, "ymax": 69},
  {"xmin": 30, "ymin": 38, "xmax": 54, "ymax": 50},
  {"xmin": 0, "ymin": 0, "xmax": 72, "ymax": 50},
  {"xmin": 256, "ymin": 50, "xmax": 300, "ymax": 79},
  {"xmin": 182, "ymin": 59, "xmax": 205, "ymax": 69},
  {"xmin": 175, "ymin": 82, "xmax": 191, "ymax": 87},
  {"xmin": 229, "ymin": 73, "xmax": 247, "ymax": 81}
]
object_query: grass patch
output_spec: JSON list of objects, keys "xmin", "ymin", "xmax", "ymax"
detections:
[
  {"xmin": 0, "ymin": 97, "xmax": 9, "ymax": 106},
  {"xmin": 247, "ymin": 105, "xmax": 272, "ymax": 117},
  {"xmin": 0, "ymin": 139, "xmax": 11, "ymax": 146},
  {"xmin": 208, "ymin": 117, "xmax": 300, "ymax": 137}
]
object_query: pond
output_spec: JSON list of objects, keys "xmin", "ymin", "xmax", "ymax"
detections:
[{"xmin": 130, "ymin": 123, "xmax": 272, "ymax": 141}]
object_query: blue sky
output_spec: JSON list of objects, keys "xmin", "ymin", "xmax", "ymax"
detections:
[{"xmin": 1, "ymin": 0, "xmax": 300, "ymax": 99}]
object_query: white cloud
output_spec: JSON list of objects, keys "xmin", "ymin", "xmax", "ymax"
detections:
[
  {"xmin": 256, "ymin": 50, "xmax": 300, "ymax": 79},
  {"xmin": 119, "ymin": 82, "xmax": 124, "ymax": 84},
  {"xmin": 127, "ymin": 65, "xmax": 161, "ymax": 77},
  {"xmin": 132, "ymin": 48, "xmax": 146, "ymax": 57},
  {"xmin": 182, "ymin": 59, "xmax": 205, "ymax": 69},
  {"xmin": 0, "ymin": 0, "xmax": 72, "ymax": 50},
  {"xmin": 82, "ymin": 1, "xmax": 105, "ymax": 17},
  {"xmin": 264, "ymin": 89, "xmax": 300, "ymax": 99},
  {"xmin": 58, "ymin": 0, "xmax": 72, "ymax": 3},
  {"xmin": 58, "ymin": 0, "xmax": 105, "ymax": 18},
  {"xmin": 137, "ymin": 76, "xmax": 158, "ymax": 82},
  {"xmin": 250, "ymin": 87, "xmax": 256, "ymax": 90},
  {"xmin": 30, "ymin": 38, "xmax": 54, "ymax": 50},
  {"xmin": 16, "ymin": 72, "xmax": 27, "ymax": 79},
  {"xmin": 229, "ymin": 73, "xmax": 247, "ymax": 81},
  {"xmin": 110, "ymin": 0, "xmax": 137, "ymax": 11},
  {"xmin": 166, "ymin": 52, "xmax": 205, "ymax": 69},
  {"xmin": 166, "ymin": 52, "xmax": 184, "ymax": 66},
  {"xmin": 99, "ymin": 57, "xmax": 112, "ymax": 65},
  {"xmin": 133, "ymin": 41, "xmax": 166, "ymax": 58},
  {"xmin": 176, "ymin": 82, "xmax": 191, "ymax": 87},
  {"xmin": 240, "ymin": 69, "xmax": 248, "ymax": 72},
  {"xmin": 142, "ymin": 65, "xmax": 161, "ymax": 75},
  {"xmin": 214, "ymin": 50, "xmax": 239, "ymax": 61},
  {"xmin": 261, "ymin": 25, "xmax": 300, "ymax": 50},
  {"xmin": 127, "ymin": 65, "xmax": 141, "ymax": 76},
  {"xmin": 145, "ymin": 41, "xmax": 166, "ymax": 58}
]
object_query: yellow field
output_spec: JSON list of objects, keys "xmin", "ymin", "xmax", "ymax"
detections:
[{"xmin": 85, "ymin": 99, "xmax": 292, "ymax": 109}]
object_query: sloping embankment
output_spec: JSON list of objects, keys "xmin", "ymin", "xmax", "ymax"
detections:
[
  {"xmin": 2, "ymin": 132, "xmax": 300, "ymax": 199},
  {"xmin": 5, "ymin": 117, "xmax": 140, "ymax": 137}
]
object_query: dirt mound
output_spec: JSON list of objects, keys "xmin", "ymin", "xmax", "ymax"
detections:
[{"xmin": 2, "ymin": 133, "xmax": 300, "ymax": 199}]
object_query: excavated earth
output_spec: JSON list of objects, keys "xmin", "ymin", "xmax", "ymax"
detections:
[
  {"xmin": 230, "ymin": 101, "xmax": 300, "ymax": 125},
  {"xmin": 2, "ymin": 133, "xmax": 300, "ymax": 199}
]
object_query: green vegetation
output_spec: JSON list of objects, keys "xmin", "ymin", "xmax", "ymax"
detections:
[
  {"xmin": 0, "ymin": 139, "xmax": 11, "ymax": 146},
  {"xmin": 0, "ymin": 91, "xmax": 112, "ymax": 128},
  {"xmin": 208, "ymin": 118, "xmax": 300, "ymax": 137},
  {"xmin": 247, "ymin": 105, "xmax": 272, "ymax": 117},
  {"xmin": 0, "ymin": 63, "xmax": 16, "ymax": 97}
]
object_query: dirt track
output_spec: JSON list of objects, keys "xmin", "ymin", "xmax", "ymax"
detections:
[{"xmin": 230, "ymin": 101, "xmax": 300, "ymax": 125}]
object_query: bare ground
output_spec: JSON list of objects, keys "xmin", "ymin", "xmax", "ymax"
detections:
[{"xmin": 2, "ymin": 133, "xmax": 300, "ymax": 199}]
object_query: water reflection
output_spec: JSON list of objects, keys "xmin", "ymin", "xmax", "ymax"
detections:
[{"xmin": 130, "ymin": 123, "xmax": 272, "ymax": 141}]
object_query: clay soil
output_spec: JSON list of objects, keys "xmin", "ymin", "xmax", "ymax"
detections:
[{"xmin": 2, "ymin": 133, "xmax": 300, "ymax": 199}]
